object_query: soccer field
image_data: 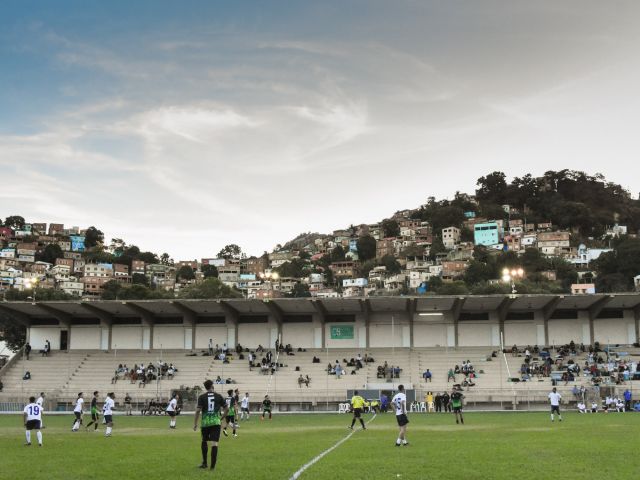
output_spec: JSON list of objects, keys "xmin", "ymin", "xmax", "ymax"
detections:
[{"xmin": 0, "ymin": 411, "xmax": 637, "ymax": 480}]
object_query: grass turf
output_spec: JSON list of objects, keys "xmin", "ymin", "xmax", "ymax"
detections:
[{"xmin": 0, "ymin": 411, "xmax": 637, "ymax": 479}]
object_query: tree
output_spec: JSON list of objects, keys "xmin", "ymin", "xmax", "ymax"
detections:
[
  {"xmin": 476, "ymin": 171, "xmax": 507, "ymax": 205},
  {"xmin": 276, "ymin": 260, "xmax": 305, "ymax": 279},
  {"xmin": 287, "ymin": 282, "xmax": 311, "ymax": 298},
  {"xmin": 132, "ymin": 273, "xmax": 149, "ymax": 286},
  {"xmin": 463, "ymin": 260, "xmax": 498, "ymax": 285},
  {"xmin": 217, "ymin": 244, "xmax": 242, "ymax": 260},
  {"xmin": 160, "ymin": 253, "xmax": 172, "ymax": 265},
  {"xmin": 435, "ymin": 281, "xmax": 469, "ymax": 295},
  {"xmin": 428, "ymin": 236, "xmax": 447, "ymax": 261},
  {"xmin": 176, "ymin": 265, "xmax": 196, "ymax": 281},
  {"xmin": 358, "ymin": 259, "xmax": 377, "ymax": 279},
  {"xmin": 381, "ymin": 219, "xmax": 400, "ymax": 238},
  {"xmin": 101, "ymin": 280, "xmax": 122, "ymax": 300},
  {"xmin": 379, "ymin": 254, "xmax": 401, "ymax": 275},
  {"xmin": 330, "ymin": 245, "xmax": 346, "ymax": 262},
  {"xmin": 0, "ymin": 315, "xmax": 26, "ymax": 352},
  {"xmin": 356, "ymin": 235, "xmax": 377, "ymax": 262},
  {"xmin": 202, "ymin": 264, "xmax": 218, "ymax": 278},
  {"xmin": 38, "ymin": 244, "xmax": 64, "ymax": 264},
  {"xmin": 4, "ymin": 215, "xmax": 25, "ymax": 230},
  {"xmin": 84, "ymin": 226, "xmax": 104, "ymax": 248},
  {"xmin": 179, "ymin": 278, "xmax": 240, "ymax": 299}
]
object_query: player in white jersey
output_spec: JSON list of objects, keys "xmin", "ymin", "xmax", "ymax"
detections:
[
  {"xmin": 240, "ymin": 393, "xmax": 250, "ymax": 421},
  {"xmin": 72, "ymin": 392, "xmax": 84, "ymax": 431},
  {"xmin": 548, "ymin": 387, "xmax": 562, "ymax": 422},
  {"xmin": 103, "ymin": 392, "xmax": 115, "ymax": 437},
  {"xmin": 391, "ymin": 384, "xmax": 409, "ymax": 446},
  {"xmin": 36, "ymin": 392, "xmax": 45, "ymax": 428},
  {"xmin": 23, "ymin": 396, "xmax": 43, "ymax": 446},
  {"xmin": 167, "ymin": 393, "xmax": 179, "ymax": 429}
]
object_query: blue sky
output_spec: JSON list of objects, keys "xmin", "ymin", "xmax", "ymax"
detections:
[{"xmin": 1, "ymin": 1, "xmax": 639, "ymax": 259}]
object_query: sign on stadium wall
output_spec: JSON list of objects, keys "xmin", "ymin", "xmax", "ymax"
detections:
[{"xmin": 330, "ymin": 325, "xmax": 354, "ymax": 339}]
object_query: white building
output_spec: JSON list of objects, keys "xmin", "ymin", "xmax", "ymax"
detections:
[{"xmin": 442, "ymin": 226, "xmax": 461, "ymax": 250}]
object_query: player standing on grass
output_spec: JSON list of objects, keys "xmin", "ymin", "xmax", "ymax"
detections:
[
  {"xmin": 349, "ymin": 391, "xmax": 367, "ymax": 430},
  {"xmin": 240, "ymin": 392, "xmax": 250, "ymax": 421},
  {"xmin": 167, "ymin": 393, "xmax": 179, "ymax": 429},
  {"xmin": 103, "ymin": 392, "xmax": 115, "ymax": 437},
  {"xmin": 450, "ymin": 388, "xmax": 464, "ymax": 425},
  {"xmin": 222, "ymin": 389, "xmax": 238, "ymax": 437},
  {"xmin": 193, "ymin": 379, "xmax": 228, "ymax": 471},
  {"xmin": 36, "ymin": 392, "xmax": 45, "ymax": 429},
  {"xmin": 392, "ymin": 385, "xmax": 409, "ymax": 446},
  {"xmin": 261, "ymin": 395, "xmax": 272, "ymax": 420},
  {"xmin": 71, "ymin": 392, "xmax": 84, "ymax": 432},
  {"xmin": 549, "ymin": 387, "xmax": 563, "ymax": 422},
  {"xmin": 23, "ymin": 396, "xmax": 43, "ymax": 447},
  {"xmin": 85, "ymin": 391, "xmax": 100, "ymax": 431}
]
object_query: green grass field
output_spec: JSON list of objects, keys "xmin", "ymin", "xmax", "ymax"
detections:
[{"xmin": 0, "ymin": 411, "xmax": 637, "ymax": 480}]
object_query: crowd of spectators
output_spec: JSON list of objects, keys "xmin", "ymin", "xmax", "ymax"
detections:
[{"xmin": 112, "ymin": 361, "xmax": 178, "ymax": 387}]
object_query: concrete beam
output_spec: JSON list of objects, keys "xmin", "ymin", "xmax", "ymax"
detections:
[
  {"xmin": 360, "ymin": 299, "xmax": 372, "ymax": 348},
  {"xmin": 38, "ymin": 304, "xmax": 72, "ymax": 328},
  {"xmin": 496, "ymin": 297, "xmax": 517, "ymax": 343},
  {"xmin": 311, "ymin": 300, "xmax": 328, "ymax": 348},
  {"xmin": 588, "ymin": 295, "xmax": 614, "ymax": 345},
  {"xmin": 264, "ymin": 301, "xmax": 284, "ymax": 340},
  {"xmin": 634, "ymin": 304, "xmax": 640, "ymax": 345},
  {"xmin": 80, "ymin": 302, "xmax": 113, "ymax": 326},
  {"xmin": 0, "ymin": 304, "xmax": 31, "ymax": 328},
  {"xmin": 218, "ymin": 300, "xmax": 239, "ymax": 347}
]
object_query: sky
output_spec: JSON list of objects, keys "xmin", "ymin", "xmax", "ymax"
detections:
[{"xmin": 1, "ymin": 1, "xmax": 639, "ymax": 260}]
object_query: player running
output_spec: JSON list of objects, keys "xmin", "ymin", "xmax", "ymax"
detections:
[
  {"xmin": 261, "ymin": 395, "xmax": 272, "ymax": 420},
  {"xmin": 193, "ymin": 379, "xmax": 228, "ymax": 471},
  {"xmin": 348, "ymin": 390, "xmax": 367, "ymax": 430},
  {"xmin": 392, "ymin": 385, "xmax": 409, "ymax": 446},
  {"xmin": 549, "ymin": 387, "xmax": 563, "ymax": 422},
  {"xmin": 85, "ymin": 391, "xmax": 100, "ymax": 431},
  {"xmin": 103, "ymin": 392, "xmax": 115, "ymax": 437},
  {"xmin": 167, "ymin": 393, "xmax": 179, "ymax": 429},
  {"xmin": 222, "ymin": 389, "xmax": 238, "ymax": 437},
  {"xmin": 240, "ymin": 392, "xmax": 250, "ymax": 421},
  {"xmin": 451, "ymin": 388, "xmax": 464, "ymax": 425},
  {"xmin": 23, "ymin": 396, "xmax": 43, "ymax": 446},
  {"xmin": 71, "ymin": 392, "xmax": 84, "ymax": 432}
]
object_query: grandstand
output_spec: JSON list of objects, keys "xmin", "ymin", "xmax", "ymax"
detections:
[{"xmin": 1, "ymin": 294, "xmax": 639, "ymax": 411}]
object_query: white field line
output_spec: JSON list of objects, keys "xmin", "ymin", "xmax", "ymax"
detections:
[{"xmin": 289, "ymin": 413, "xmax": 377, "ymax": 480}]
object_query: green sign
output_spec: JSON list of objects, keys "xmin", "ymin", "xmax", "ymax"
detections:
[{"xmin": 330, "ymin": 325, "xmax": 354, "ymax": 340}]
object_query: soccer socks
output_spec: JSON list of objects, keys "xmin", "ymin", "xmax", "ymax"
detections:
[
  {"xmin": 210, "ymin": 446, "xmax": 218, "ymax": 471},
  {"xmin": 201, "ymin": 441, "xmax": 208, "ymax": 466},
  {"xmin": 170, "ymin": 419, "xmax": 176, "ymax": 428},
  {"xmin": 95, "ymin": 422, "xmax": 99, "ymax": 431},
  {"xmin": 72, "ymin": 421, "xmax": 80, "ymax": 431},
  {"xmin": 396, "ymin": 437, "xmax": 401, "ymax": 446},
  {"xmin": 36, "ymin": 431, "xmax": 42, "ymax": 446},
  {"xmin": 550, "ymin": 414, "xmax": 554, "ymax": 422},
  {"xmin": 350, "ymin": 418, "xmax": 356, "ymax": 428},
  {"xmin": 25, "ymin": 431, "xmax": 31, "ymax": 444},
  {"xmin": 105, "ymin": 427, "xmax": 112, "ymax": 436},
  {"xmin": 359, "ymin": 418, "xmax": 366, "ymax": 429}
]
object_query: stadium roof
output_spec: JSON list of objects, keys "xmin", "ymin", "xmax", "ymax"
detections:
[{"xmin": 1, "ymin": 294, "xmax": 640, "ymax": 326}]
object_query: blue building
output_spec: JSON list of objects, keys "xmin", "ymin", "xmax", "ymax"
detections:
[{"xmin": 474, "ymin": 222, "xmax": 500, "ymax": 246}]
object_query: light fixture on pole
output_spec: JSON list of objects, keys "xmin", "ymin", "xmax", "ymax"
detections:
[{"xmin": 501, "ymin": 268, "xmax": 524, "ymax": 294}]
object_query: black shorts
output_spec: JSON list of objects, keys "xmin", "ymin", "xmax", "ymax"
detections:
[
  {"xmin": 201, "ymin": 425, "xmax": 221, "ymax": 442},
  {"xmin": 26, "ymin": 420, "xmax": 41, "ymax": 430},
  {"xmin": 104, "ymin": 415, "xmax": 113, "ymax": 424},
  {"xmin": 225, "ymin": 415, "xmax": 235, "ymax": 424},
  {"xmin": 167, "ymin": 411, "xmax": 176, "ymax": 417},
  {"xmin": 453, "ymin": 406, "xmax": 462, "ymax": 413},
  {"xmin": 551, "ymin": 405, "xmax": 561, "ymax": 414},
  {"xmin": 74, "ymin": 411, "xmax": 82, "ymax": 421},
  {"xmin": 352, "ymin": 408, "xmax": 362, "ymax": 418},
  {"xmin": 91, "ymin": 412, "xmax": 99, "ymax": 421},
  {"xmin": 396, "ymin": 414, "xmax": 409, "ymax": 427},
  {"xmin": 241, "ymin": 407, "xmax": 249, "ymax": 413}
]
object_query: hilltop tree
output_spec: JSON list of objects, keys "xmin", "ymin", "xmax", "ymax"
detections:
[
  {"xmin": 356, "ymin": 235, "xmax": 377, "ymax": 262},
  {"xmin": 330, "ymin": 245, "xmax": 346, "ymax": 262},
  {"xmin": 4, "ymin": 216, "xmax": 25, "ymax": 230},
  {"xmin": 176, "ymin": 265, "xmax": 196, "ymax": 281},
  {"xmin": 217, "ymin": 244, "xmax": 243, "ymax": 260},
  {"xmin": 0, "ymin": 316, "xmax": 26, "ymax": 352},
  {"xmin": 202, "ymin": 264, "xmax": 218, "ymax": 278},
  {"xmin": 381, "ymin": 219, "xmax": 400, "ymax": 238},
  {"xmin": 37, "ymin": 243, "xmax": 64, "ymax": 264},
  {"xmin": 476, "ymin": 171, "xmax": 507, "ymax": 205},
  {"xmin": 84, "ymin": 226, "xmax": 104, "ymax": 248},
  {"xmin": 179, "ymin": 278, "xmax": 240, "ymax": 299}
]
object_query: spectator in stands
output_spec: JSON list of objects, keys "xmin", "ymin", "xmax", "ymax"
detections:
[
  {"xmin": 335, "ymin": 363, "xmax": 343, "ymax": 379},
  {"xmin": 208, "ymin": 338, "xmax": 214, "ymax": 356},
  {"xmin": 215, "ymin": 376, "xmax": 224, "ymax": 384},
  {"xmin": 23, "ymin": 371, "xmax": 31, "ymax": 380},
  {"xmin": 312, "ymin": 356, "xmax": 320, "ymax": 363},
  {"xmin": 393, "ymin": 366, "xmax": 400, "ymax": 379},
  {"xmin": 447, "ymin": 369, "xmax": 455, "ymax": 382},
  {"xmin": 423, "ymin": 369, "xmax": 432, "ymax": 383},
  {"xmin": 257, "ymin": 344, "xmax": 264, "ymax": 353},
  {"xmin": 577, "ymin": 401, "xmax": 587, "ymax": 413},
  {"xmin": 298, "ymin": 374, "xmax": 307, "ymax": 388},
  {"xmin": 222, "ymin": 343, "xmax": 228, "ymax": 353},
  {"xmin": 454, "ymin": 364, "xmax": 460, "ymax": 374},
  {"xmin": 25, "ymin": 342, "xmax": 31, "ymax": 360},
  {"xmin": 434, "ymin": 393, "xmax": 442, "ymax": 412},
  {"xmin": 624, "ymin": 389, "xmax": 632, "ymax": 411}
]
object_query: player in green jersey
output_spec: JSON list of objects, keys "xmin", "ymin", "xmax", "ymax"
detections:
[{"xmin": 193, "ymin": 380, "xmax": 228, "ymax": 471}]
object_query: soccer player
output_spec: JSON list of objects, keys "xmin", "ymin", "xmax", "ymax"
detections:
[
  {"xmin": 103, "ymin": 392, "xmax": 115, "ymax": 437},
  {"xmin": 392, "ymin": 385, "xmax": 409, "ymax": 446},
  {"xmin": 349, "ymin": 390, "xmax": 366, "ymax": 430},
  {"xmin": 240, "ymin": 392, "xmax": 250, "ymax": 421},
  {"xmin": 548, "ymin": 387, "xmax": 562, "ymax": 422},
  {"xmin": 450, "ymin": 388, "xmax": 464, "ymax": 425},
  {"xmin": 85, "ymin": 391, "xmax": 100, "ymax": 431},
  {"xmin": 261, "ymin": 395, "xmax": 272, "ymax": 420},
  {"xmin": 36, "ymin": 392, "xmax": 45, "ymax": 428},
  {"xmin": 222, "ymin": 389, "xmax": 238, "ymax": 437},
  {"xmin": 72, "ymin": 392, "xmax": 84, "ymax": 432},
  {"xmin": 167, "ymin": 393, "xmax": 179, "ymax": 429},
  {"xmin": 193, "ymin": 379, "xmax": 228, "ymax": 471},
  {"xmin": 23, "ymin": 396, "xmax": 43, "ymax": 446}
]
